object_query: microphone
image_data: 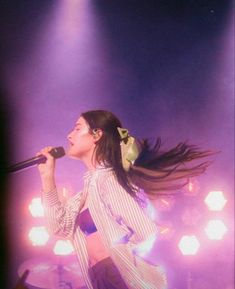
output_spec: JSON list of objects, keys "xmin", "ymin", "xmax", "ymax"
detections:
[{"xmin": 7, "ymin": 146, "xmax": 65, "ymax": 173}]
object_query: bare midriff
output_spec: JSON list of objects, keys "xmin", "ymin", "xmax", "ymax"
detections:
[
  {"xmin": 85, "ymin": 231, "xmax": 110, "ymax": 266},
  {"xmin": 80, "ymin": 205, "xmax": 110, "ymax": 266}
]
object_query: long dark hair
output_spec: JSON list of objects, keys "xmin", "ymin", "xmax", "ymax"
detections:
[{"xmin": 82, "ymin": 110, "xmax": 214, "ymax": 199}]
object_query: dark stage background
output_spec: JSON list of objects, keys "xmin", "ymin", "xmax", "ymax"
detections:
[{"xmin": 0, "ymin": 1, "xmax": 234, "ymax": 289}]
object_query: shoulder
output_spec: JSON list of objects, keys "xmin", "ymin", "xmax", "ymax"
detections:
[
  {"xmin": 95, "ymin": 167, "xmax": 116, "ymax": 184},
  {"xmin": 98, "ymin": 169, "xmax": 120, "ymax": 188},
  {"xmin": 86, "ymin": 167, "xmax": 118, "ymax": 192},
  {"xmin": 99, "ymin": 170, "xmax": 135, "ymax": 204}
]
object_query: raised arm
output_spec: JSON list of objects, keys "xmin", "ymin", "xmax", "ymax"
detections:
[{"xmin": 37, "ymin": 147, "xmax": 82, "ymax": 238}]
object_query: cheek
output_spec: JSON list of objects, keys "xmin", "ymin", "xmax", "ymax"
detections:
[
  {"xmin": 78, "ymin": 127, "xmax": 90, "ymax": 136},
  {"xmin": 74, "ymin": 128, "xmax": 92, "ymax": 145},
  {"xmin": 70, "ymin": 135, "xmax": 94, "ymax": 156}
]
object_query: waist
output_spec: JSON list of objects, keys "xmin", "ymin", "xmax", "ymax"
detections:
[
  {"xmin": 89, "ymin": 257, "xmax": 113, "ymax": 271},
  {"xmin": 85, "ymin": 231, "xmax": 110, "ymax": 266}
]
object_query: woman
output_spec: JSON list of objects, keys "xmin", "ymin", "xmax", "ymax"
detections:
[{"xmin": 38, "ymin": 110, "xmax": 213, "ymax": 289}]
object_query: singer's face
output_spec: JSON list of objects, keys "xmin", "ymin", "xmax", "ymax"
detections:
[{"xmin": 67, "ymin": 117, "xmax": 95, "ymax": 159}]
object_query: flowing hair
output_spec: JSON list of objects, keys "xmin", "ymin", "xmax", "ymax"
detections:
[{"xmin": 82, "ymin": 110, "xmax": 215, "ymax": 199}]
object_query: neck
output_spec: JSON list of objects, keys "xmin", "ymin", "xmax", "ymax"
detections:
[
  {"xmin": 81, "ymin": 151, "xmax": 97, "ymax": 170},
  {"xmin": 84, "ymin": 160, "xmax": 97, "ymax": 170}
]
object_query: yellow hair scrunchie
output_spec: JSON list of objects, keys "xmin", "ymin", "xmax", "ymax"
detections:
[{"xmin": 117, "ymin": 127, "xmax": 140, "ymax": 171}]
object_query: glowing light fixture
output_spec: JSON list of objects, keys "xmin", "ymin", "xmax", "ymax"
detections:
[
  {"xmin": 204, "ymin": 191, "xmax": 227, "ymax": 211},
  {"xmin": 205, "ymin": 219, "xmax": 228, "ymax": 240},
  {"xmin": 28, "ymin": 197, "xmax": 44, "ymax": 217},
  {"xmin": 28, "ymin": 226, "xmax": 49, "ymax": 246},
  {"xmin": 178, "ymin": 235, "xmax": 200, "ymax": 255},
  {"xmin": 158, "ymin": 221, "xmax": 175, "ymax": 240},
  {"xmin": 153, "ymin": 196, "xmax": 175, "ymax": 212},
  {"xmin": 53, "ymin": 240, "xmax": 74, "ymax": 255},
  {"xmin": 184, "ymin": 178, "xmax": 200, "ymax": 196}
]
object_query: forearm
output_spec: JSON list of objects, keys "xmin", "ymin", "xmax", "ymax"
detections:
[
  {"xmin": 40, "ymin": 174, "xmax": 68, "ymax": 237},
  {"xmin": 40, "ymin": 174, "xmax": 56, "ymax": 193},
  {"xmin": 41, "ymin": 186, "xmax": 83, "ymax": 238},
  {"xmin": 37, "ymin": 147, "xmax": 74, "ymax": 237},
  {"xmin": 41, "ymin": 188, "xmax": 73, "ymax": 238}
]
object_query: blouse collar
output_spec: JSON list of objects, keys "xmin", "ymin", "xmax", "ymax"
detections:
[{"xmin": 83, "ymin": 164, "xmax": 112, "ymax": 181}]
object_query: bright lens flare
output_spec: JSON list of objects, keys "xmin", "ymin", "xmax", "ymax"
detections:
[
  {"xmin": 178, "ymin": 235, "xmax": 200, "ymax": 255},
  {"xmin": 132, "ymin": 234, "xmax": 157, "ymax": 257},
  {"xmin": 204, "ymin": 191, "xmax": 227, "ymax": 211},
  {"xmin": 205, "ymin": 219, "xmax": 228, "ymax": 240},
  {"xmin": 53, "ymin": 240, "xmax": 74, "ymax": 255},
  {"xmin": 146, "ymin": 201, "xmax": 157, "ymax": 220},
  {"xmin": 28, "ymin": 226, "xmax": 49, "ymax": 246},
  {"xmin": 28, "ymin": 197, "xmax": 44, "ymax": 217}
]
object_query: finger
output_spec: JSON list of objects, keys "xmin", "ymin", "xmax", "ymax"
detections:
[
  {"xmin": 42, "ymin": 146, "xmax": 53, "ymax": 154},
  {"xmin": 16, "ymin": 269, "xmax": 30, "ymax": 286},
  {"xmin": 19, "ymin": 269, "xmax": 30, "ymax": 283},
  {"xmin": 36, "ymin": 147, "xmax": 54, "ymax": 157}
]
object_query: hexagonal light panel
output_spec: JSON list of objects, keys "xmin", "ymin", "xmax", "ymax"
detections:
[
  {"xmin": 204, "ymin": 191, "xmax": 227, "ymax": 211},
  {"xmin": 28, "ymin": 197, "xmax": 44, "ymax": 217},
  {"xmin": 205, "ymin": 219, "xmax": 228, "ymax": 240},
  {"xmin": 178, "ymin": 235, "xmax": 200, "ymax": 255},
  {"xmin": 28, "ymin": 226, "xmax": 49, "ymax": 246},
  {"xmin": 53, "ymin": 240, "xmax": 74, "ymax": 256}
]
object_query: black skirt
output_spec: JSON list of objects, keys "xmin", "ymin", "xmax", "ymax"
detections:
[{"xmin": 88, "ymin": 257, "xmax": 129, "ymax": 289}]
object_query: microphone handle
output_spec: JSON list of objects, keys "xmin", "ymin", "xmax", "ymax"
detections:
[
  {"xmin": 7, "ymin": 146, "xmax": 65, "ymax": 174},
  {"xmin": 7, "ymin": 155, "xmax": 47, "ymax": 173}
]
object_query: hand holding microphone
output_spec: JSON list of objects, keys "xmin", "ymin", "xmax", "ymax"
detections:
[
  {"xmin": 7, "ymin": 146, "xmax": 65, "ymax": 193},
  {"xmin": 37, "ymin": 146, "xmax": 60, "ymax": 177},
  {"xmin": 7, "ymin": 146, "xmax": 65, "ymax": 174},
  {"xmin": 37, "ymin": 146, "xmax": 65, "ymax": 193}
]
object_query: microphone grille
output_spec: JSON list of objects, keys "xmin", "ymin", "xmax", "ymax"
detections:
[{"xmin": 50, "ymin": 147, "xmax": 65, "ymax": 159}]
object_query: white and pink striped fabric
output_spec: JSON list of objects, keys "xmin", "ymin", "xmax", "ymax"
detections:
[{"xmin": 42, "ymin": 167, "xmax": 167, "ymax": 289}]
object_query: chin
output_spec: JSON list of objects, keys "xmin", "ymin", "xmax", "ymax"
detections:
[{"xmin": 67, "ymin": 149, "xmax": 80, "ymax": 159}]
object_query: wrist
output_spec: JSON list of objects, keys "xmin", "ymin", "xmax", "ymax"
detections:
[{"xmin": 40, "ymin": 171, "xmax": 55, "ymax": 180}]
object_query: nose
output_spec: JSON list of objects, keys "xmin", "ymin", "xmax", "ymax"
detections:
[{"xmin": 67, "ymin": 131, "xmax": 72, "ymax": 140}]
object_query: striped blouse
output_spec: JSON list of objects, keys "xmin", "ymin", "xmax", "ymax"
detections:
[{"xmin": 42, "ymin": 167, "xmax": 167, "ymax": 289}]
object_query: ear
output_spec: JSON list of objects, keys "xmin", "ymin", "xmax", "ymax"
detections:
[{"xmin": 92, "ymin": 129, "xmax": 103, "ymax": 142}]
